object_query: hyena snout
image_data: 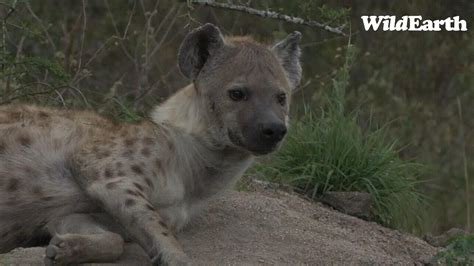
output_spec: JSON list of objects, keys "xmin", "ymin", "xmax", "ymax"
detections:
[
  {"xmin": 244, "ymin": 120, "xmax": 287, "ymax": 155},
  {"xmin": 259, "ymin": 122, "xmax": 287, "ymax": 143}
]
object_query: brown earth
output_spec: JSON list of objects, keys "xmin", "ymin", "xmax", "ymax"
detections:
[{"xmin": 0, "ymin": 185, "xmax": 440, "ymax": 265}]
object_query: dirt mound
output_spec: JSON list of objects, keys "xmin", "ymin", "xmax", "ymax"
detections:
[{"xmin": 0, "ymin": 188, "xmax": 439, "ymax": 265}]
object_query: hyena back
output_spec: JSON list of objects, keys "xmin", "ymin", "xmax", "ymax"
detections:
[{"xmin": 0, "ymin": 24, "xmax": 302, "ymax": 265}]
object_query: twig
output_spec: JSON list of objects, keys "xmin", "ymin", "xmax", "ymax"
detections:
[
  {"xmin": 14, "ymin": 36, "xmax": 24, "ymax": 61},
  {"xmin": 1, "ymin": 1, "xmax": 16, "ymax": 20},
  {"xmin": 84, "ymin": 36, "xmax": 117, "ymax": 68},
  {"xmin": 189, "ymin": 0, "xmax": 347, "ymax": 36},
  {"xmin": 62, "ymin": 14, "xmax": 82, "ymax": 72},
  {"xmin": 151, "ymin": 4, "xmax": 177, "ymax": 41},
  {"xmin": 54, "ymin": 89, "xmax": 67, "ymax": 107},
  {"xmin": 25, "ymin": 3, "xmax": 56, "ymax": 50},
  {"xmin": 2, "ymin": 0, "xmax": 18, "ymax": 99},
  {"xmin": 104, "ymin": 0, "xmax": 135, "ymax": 63},
  {"xmin": 457, "ymin": 97, "xmax": 471, "ymax": 232},
  {"xmin": 0, "ymin": 88, "xmax": 57, "ymax": 104},
  {"xmin": 73, "ymin": 0, "xmax": 88, "ymax": 83},
  {"xmin": 150, "ymin": 4, "xmax": 183, "ymax": 58},
  {"xmin": 122, "ymin": 0, "xmax": 136, "ymax": 39}
]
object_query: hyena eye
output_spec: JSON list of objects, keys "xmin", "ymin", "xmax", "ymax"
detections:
[
  {"xmin": 228, "ymin": 89, "xmax": 247, "ymax": 101},
  {"xmin": 277, "ymin": 93, "xmax": 287, "ymax": 106}
]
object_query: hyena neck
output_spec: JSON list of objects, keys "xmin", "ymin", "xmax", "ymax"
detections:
[{"xmin": 151, "ymin": 84, "xmax": 210, "ymax": 137}]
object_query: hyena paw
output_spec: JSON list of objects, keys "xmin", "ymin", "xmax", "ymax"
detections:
[
  {"xmin": 151, "ymin": 252, "xmax": 192, "ymax": 266},
  {"xmin": 44, "ymin": 234, "xmax": 81, "ymax": 266}
]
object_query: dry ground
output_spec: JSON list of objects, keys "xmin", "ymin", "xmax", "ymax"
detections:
[{"xmin": 0, "ymin": 185, "xmax": 439, "ymax": 265}]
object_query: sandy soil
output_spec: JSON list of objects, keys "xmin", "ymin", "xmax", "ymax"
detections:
[{"xmin": 0, "ymin": 186, "xmax": 439, "ymax": 265}]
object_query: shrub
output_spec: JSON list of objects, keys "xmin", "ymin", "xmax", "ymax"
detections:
[{"xmin": 434, "ymin": 234, "xmax": 474, "ymax": 265}]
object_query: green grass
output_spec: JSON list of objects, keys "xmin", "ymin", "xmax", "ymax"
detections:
[
  {"xmin": 252, "ymin": 105, "xmax": 426, "ymax": 231},
  {"xmin": 434, "ymin": 234, "xmax": 474, "ymax": 265},
  {"xmin": 252, "ymin": 43, "xmax": 427, "ymax": 232}
]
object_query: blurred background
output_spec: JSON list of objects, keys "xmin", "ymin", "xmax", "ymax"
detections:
[{"xmin": 0, "ymin": 0, "xmax": 473, "ymax": 236}]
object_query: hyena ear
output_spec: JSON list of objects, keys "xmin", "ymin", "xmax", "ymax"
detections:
[
  {"xmin": 178, "ymin": 23, "xmax": 225, "ymax": 80},
  {"xmin": 272, "ymin": 31, "xmax": 303, "ymax": 90}
]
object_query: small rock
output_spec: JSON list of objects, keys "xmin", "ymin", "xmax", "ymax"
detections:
[
  {"xmin": 320, "ymin": 191, "xmax": 373, "ymax": 220},
  {"xmin": 424, "ymin": 227, "xmax": 469, "ymax": 247}
]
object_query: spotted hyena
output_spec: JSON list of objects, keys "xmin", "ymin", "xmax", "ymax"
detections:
[{"xmin": 0, "ymin": 23, "xmax": 302, "ymax": 265}]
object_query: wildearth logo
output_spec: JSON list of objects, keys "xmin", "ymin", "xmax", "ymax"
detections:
[{"xmin": 361, "ymin": 16, "xmax": 468, "ymax": 31}]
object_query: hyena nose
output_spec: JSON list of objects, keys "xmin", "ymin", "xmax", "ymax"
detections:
[{"xmin": 260, "ymin": 122, "xmax": 287, "ymax": 142}]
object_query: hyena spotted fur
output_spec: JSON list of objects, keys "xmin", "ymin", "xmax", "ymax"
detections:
[{"xmin": 0, "ymin": 24, "xmax": 302, "ymax": 265}]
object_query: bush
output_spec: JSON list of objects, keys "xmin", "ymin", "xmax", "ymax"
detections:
[
  {"xmin": 253, "ymin": 43, "xmax": 426, "ymax": 232},
  {"xmin": 434, "ymin": 234, "xmax": 474, "ymax": 265}
]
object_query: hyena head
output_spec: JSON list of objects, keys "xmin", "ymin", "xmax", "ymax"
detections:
[{"xmin": 178, "ymin": 23, "xmax": 302, "ymax": 155}]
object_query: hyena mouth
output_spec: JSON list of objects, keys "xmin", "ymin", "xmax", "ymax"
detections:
[{"xmin": 227, "ymin": 129, "xmax": 281, "ymax": 155}]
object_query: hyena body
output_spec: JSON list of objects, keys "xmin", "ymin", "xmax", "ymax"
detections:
[{"xmin": 0, "ymin": 24, "xmax": 301, "ymax": 265}]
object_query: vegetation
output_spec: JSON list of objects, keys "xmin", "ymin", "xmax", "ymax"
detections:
[
  {"xmin": 434, "ymin": 234, "xmax": 474, "ymax": 265},
  {"xmin": 252, "ymin": 43, "xmax": 426, "ymax": 231}
]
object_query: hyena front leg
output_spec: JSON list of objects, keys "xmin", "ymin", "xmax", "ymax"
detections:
[
  {"xmin": 84, "ymin": 178, "xmax": 191, "ymax": 266},
  {"xmin": 44, "ymin": 213, "xmax": 125, "ymax": 266}
]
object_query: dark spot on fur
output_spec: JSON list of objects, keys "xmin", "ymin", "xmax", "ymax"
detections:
[
  {"xmin": 17, "ymin": 135, "xmax": 31, "ymax": 146},
  {"xmin": 106, "ymin": 182, "xmax": 118, "ymax": 189},
  {"xmin": 159, "ymin": 220, "xmax": 167, "ymax": 228},
  {"xmin": 125, "ymin": 198, "xmax": 136, "ymax": 207},
  {"xmin": 131, "ymin": 165, "xmax": 143, "ymax": 175},
  {"xmin": 119, "ymin": 130, "xmax": 128, "ymax": 137},
  {"xmin": 124, "ymin": 138, "xmax": 136, "ymax": 147},
  {"xmin": 104, "ymin": 168, "xmax": 113, "ymax": 179},
  {"xmin": 210, "ymin": 101, "xmax": 216, "ymax": 111},
  {"xmin": 167, "ymin": 141, "xmax": 174, "ymax": 151},
  {"xmin": 142, "ymin": 137, "xmax": 155, "ymax": 146},
  {"xmin": 117, "ymin": 171, "xmax": 126, "ymax": 177},
  {"xmin": 126, "ymin": 189, "xmax": 138, "ymax": 196},
  {"xmin": 24, "ymin": 167, "xmax": 35, "ymax": 176},
  {"xmin": 6, "ymin": 178, "xmax": 20, "ymax": 192},
  {"xmin": 145, "ymin": 204, "xmax": 155, "ymax": 211},
  {"xmin": 32, "ymin": 186, "xmax": 43, "ymax": 196},
  {"xmin": 137, "ymin": 191, "xmax": 146, "ymax": 199},
  {"xmin": 141, "ymin": 148, "xmax": 151, "ymax": 157},
  {"xmin": 122, "ymin": 150, "xmax": 134, "ymax": 159},
  {"xmin": 97, "ymin": 150, "xmax": 111, "ymax": 159},
  {"xmin": 116, "ymin": 162, "xmax": 123, "ymax": 168},
  {"xmin": 42, "ymin": 196, "xmax": 54, "ymax": 201},
  {"xmin": 38, "ymin": 111, "xmax": 49, "ymax": 119},
  {"xmin": 134, "ymin": 182, "xmax": 144, "ymax": 192},
  {"xmin": 128, "ymin": 215, "xmax": 138, "ymax": 226},
  {"xmin": 9, "ymin": 112, "xmax": 21, "ymax": 120},
  {"xmin": 155, "ymin": 159, "xmax": 162, "ymax": 170},
  {"xmin": 105, "ymin": 140, "xmax": 116, "ymax": 148},
  {"xmin": 162, "ymin": 231, "xmax": 169, "ymax": 236},
  {"xmin": 144, "ymin": 178, "xmax": 154, "ymax": 188},
  {"xmin": 0, "ymin": 141, "xmax": 5, "ymax": 154},
  {"xmin": 88, "ymin": 170, "xmax": 100, "ymax": 181}
]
